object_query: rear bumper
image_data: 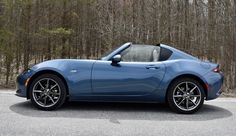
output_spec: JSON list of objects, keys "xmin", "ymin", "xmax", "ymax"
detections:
[{"xmin": 204, "ymin": 72, "xmax": 224, "ymax": 100}]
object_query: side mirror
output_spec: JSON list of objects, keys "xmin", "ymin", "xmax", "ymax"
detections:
[{"xmin": 112, "ymin": 54, "xmax": 121, "ymax": 63}]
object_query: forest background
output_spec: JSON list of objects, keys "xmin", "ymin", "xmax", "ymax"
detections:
[{"xmin": 0, "ymin": 0, "xmax": 235, "ymax": 95}]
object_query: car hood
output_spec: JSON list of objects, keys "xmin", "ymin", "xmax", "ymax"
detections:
[{"xmin": 31, "ymin": 59, "xmax": 96, "ymax": 71}]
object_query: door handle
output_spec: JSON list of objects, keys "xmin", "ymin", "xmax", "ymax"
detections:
[{"xmin": 146, "ymin": 65, "xmax": 160, "ymax": 69}]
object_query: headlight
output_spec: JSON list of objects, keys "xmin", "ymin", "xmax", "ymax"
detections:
[
  {"xmin": 18, "ymin": 64, "xmax": 34, "ymax": 74},
  {"xmin": 18, "ymin": 67, "xmax": 31, "ymax": 75}
]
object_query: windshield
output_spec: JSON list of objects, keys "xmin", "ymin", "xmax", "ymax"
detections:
[{"xmin": 100, "ymin": 46, "xmax": 120, "ymax": 60}]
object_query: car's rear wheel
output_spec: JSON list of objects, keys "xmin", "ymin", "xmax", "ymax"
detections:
[
  {"xmin": 29, "ymin": 74, "xmax": 66, "ymax": 110},
  {"xmin": 167, "ymin": 78, "xmax": 205, "ymax": 114}
]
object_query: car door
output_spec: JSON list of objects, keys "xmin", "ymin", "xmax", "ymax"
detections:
[{"xmin": 91, "ymin": 45, "xmax": 166, "ymax": 96}]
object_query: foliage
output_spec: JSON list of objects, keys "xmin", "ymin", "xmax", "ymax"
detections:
[
  {"xmin": 39, "ymin": 27, "xmax": 74, "ymax": 37},
  {"xmin": 0, "ymin": 0, "xmax": 235, "ymax": 93}
]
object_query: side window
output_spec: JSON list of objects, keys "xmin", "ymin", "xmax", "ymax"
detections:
[
  {"xmin": 120, "ymin": 45, "xmax": 160, "ymax": 62},
  {"xmin": 159, "ymin": 47, "xmax": 173, "ymax": 61}
]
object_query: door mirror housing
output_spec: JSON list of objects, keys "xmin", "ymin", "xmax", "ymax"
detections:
[{"xmin": 112, "ymin": 54, "xmax": 121, "ymax": 63}]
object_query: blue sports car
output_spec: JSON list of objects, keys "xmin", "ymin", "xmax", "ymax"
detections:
[{"xmin": 16, "ymin": 42, "xmax": 223, "ymax": 114}]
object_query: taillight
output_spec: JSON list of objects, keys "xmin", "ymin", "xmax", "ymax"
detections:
[{"xmin": 213, "ymin": 65, "xmax": 220, "ymax": 73}]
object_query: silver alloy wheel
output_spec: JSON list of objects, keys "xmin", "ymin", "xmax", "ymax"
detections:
[
  {"xmin": 172, "ymin": 82, "xmax": 201, "ymax": 111},
  {"xmin": 32, "ymin": 78, "xmax": 61, "ymax": 108}
]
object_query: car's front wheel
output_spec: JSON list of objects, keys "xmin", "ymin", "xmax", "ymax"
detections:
[
  {"xmin": 167, "ymin": 78, "xmax": 205, "ymax": 114},
  {"xmin": 29, "ymin": 74, "xmax": 66, "ymax": 110}
]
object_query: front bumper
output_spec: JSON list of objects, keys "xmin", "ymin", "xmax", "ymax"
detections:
[
  {"xmin": 16, "ymin": 89, "xmax": 26, "ymax": 97},
  {"xmin": 204, "ymin": 71, "xmax": 224, "ymax": 100},
  {"xmin": 16, "ymin": 69, "xmax": 35, "ymax": 98}
]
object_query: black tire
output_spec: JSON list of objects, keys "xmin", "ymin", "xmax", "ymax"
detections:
[
  {"xmin": 29, "ymin": 74, "xmax": 67, "ymax": 111},
  {"xmin": 167, "ymin": 77, "xmax": 205, "ymax": 114}
]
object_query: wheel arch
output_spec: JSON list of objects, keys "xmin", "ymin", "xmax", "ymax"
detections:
[
  {"xmin": 165, "ymin": 74, "xmax": 208, "ymax": 102},
  {"xmin": 26, "ymin": 70, "xmax": 69, "ymax": 99}
]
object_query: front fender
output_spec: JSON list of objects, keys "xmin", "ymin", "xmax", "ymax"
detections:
[
  {"xmin": 30, "ymin": 59, "xmax": 96, "ymax": 96},
  {"xmin": 30, "ymin": 60, "xmax": 72, "ymax": 88}
]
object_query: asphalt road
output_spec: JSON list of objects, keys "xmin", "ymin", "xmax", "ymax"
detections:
[{"xmin": 0, "ymin": 91, "xmax": 236, "ymax": 136}]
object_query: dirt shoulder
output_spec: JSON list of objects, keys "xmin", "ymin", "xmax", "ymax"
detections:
[{"xmin": 221, "ymin": 92, "xmax": 236, "ymax": 98}]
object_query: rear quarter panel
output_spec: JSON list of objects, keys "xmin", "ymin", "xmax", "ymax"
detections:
[{"xmin": 155, "ymin": 59, "xmax": 210, "ymax": 102}]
